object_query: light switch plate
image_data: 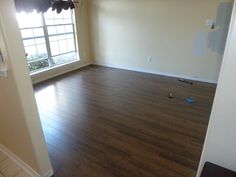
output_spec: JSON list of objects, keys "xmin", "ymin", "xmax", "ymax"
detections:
[
  {"xmin": 0, "ymin": 65, "xmax": 8, "ymax": 78},
  {"xmin": 0, "ymin": 53, "xmax": 3, "ymax": 63}
]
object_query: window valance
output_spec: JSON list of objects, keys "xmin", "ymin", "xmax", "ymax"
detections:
[{"xmin": 14, "ymin": 0, "xmax": 76, "ymax": 13}]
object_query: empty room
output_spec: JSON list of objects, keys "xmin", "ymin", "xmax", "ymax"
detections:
[{"xmin": 0, "ymin": 0, "xmax": 236, "ymax": 177}]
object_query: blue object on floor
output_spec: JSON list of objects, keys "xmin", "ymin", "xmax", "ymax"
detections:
[{"xmin": 185, "ymin": 98, "xmax": 195, "ymax": 104}]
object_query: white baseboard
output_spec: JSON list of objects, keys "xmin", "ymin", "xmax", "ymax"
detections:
[
  {"xmin": 93, "ymin": 62, "xmax": 218, "ymax": 84},
  {"xmin": 0, "ymin": 145, "xmax": 54, "ymax": 177},
  {"xmin": 42, "ymin": 169, "xmax": 54, "ymax": 177},
  {"xmin": 0, "ymin": 144, "xmax": 40, "ymax": 177},
  {"xmin": 31, "ymin": 61, "xmax": 92, "ymax": 84}
]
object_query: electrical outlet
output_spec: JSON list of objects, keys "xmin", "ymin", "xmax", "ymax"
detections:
[
  {"xmin": 205, "ymin": 19, "xmax": 215, "ymax": 29},
  {"xmin": 147, "ymin": 56, "xmax": 152, "ymax": 62},
  {"xmin": 206, "ymin": 19, "xmax": 213, "ymax": 26}
]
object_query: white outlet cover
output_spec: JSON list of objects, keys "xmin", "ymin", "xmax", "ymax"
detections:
[
  {"xmin": 206, "ymin": 19, "xmax": 214, "ymax": 26},
  {"xmin": 148, "ymin": 57, "xmax": 152, "ymax": 62}
]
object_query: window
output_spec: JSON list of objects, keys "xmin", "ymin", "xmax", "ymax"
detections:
[{"xmin": 16, "ymin": 9, "xmax": 78, "ymax": 73}]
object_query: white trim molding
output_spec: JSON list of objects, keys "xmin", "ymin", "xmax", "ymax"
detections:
[
  {"xmin": 0, "ymin": 145, "xmax": 54, "ymax": 177},
  {"xmin": 0, "ymin": 144, "xmax": 41, "ymax": 177},
  {"xmin": 93, "ymin": 61, "xmax": 218, "ymax": 84},
  {"xmin": 31, "ymin": 60, "xmax": 92, "ymax": 84},
  {"xmin": 42, "ymin": 169, "xmax": 54, "ymax": 177}
]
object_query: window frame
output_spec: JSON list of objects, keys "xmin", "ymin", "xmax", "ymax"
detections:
[{"xmin": 18, "ymin": 9, "xmax": 78, "ymax": 73}]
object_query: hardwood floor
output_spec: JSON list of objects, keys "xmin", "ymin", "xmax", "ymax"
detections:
[{"xmin": 34, "ymin": 65, "xmax": 216, "ymax": 177}]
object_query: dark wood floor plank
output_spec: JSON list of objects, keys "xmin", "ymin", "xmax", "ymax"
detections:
[{"xmin": 34, "ymin": 65, "xmax": 216, "ymax": 177}]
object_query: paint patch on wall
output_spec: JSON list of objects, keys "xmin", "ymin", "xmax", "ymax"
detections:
[
  {"xmin": 208, "ymin": 28, "xmax": 229, "ymax": 55},
  {"xmin": 193, "ymin": 30, "xmax": 207, "ymax": 57},
  {"xmin": 216, "ymin": 2, "xmax": 233, "ymax": 27},
  {"xmin": 208, "ymin": 2, "xmax": 233, "ymax": 56}
]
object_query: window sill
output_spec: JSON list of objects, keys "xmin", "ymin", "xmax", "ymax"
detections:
[{"xmin": 30, "ymin": 59, "xmax": 80, "ymax": 76}]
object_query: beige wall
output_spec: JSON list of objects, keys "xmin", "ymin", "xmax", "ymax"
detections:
[
  {"xmin": 89, "ymin": 0, "xmax": 233, "ymax": 83},
  {"xmin": 0, "ymin": 0, "xmax": 52, "ymax": 176},
  {"xmin": 197, "ymin": 1, "xmax": 236, "ymax": 175},
  {"xmin": 76, "ymin": 0, "xmax": 92, "ymax": 62}
]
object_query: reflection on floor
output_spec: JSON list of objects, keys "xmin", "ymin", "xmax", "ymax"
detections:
[{"xmin": 34, "ymin": 65, "xmax": 216, "ymax": 177}]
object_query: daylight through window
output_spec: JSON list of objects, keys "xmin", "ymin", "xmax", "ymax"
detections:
[{"xmin": 16, "ymin": 9, "xmax": 78, "ymax": 73}]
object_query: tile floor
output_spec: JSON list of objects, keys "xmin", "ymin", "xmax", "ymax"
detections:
[{"xmin": 0, "ymin": 147, "xmax": 31, "ymax": 177}]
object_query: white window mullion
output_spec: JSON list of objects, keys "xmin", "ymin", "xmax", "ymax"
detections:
[
  {"xmin": 41, "ymin": 13, "xmax": 53, "ymax": 67},
  {"xmin": 71, "ymin": 11, "xmax": 77, "ymax": 54}
]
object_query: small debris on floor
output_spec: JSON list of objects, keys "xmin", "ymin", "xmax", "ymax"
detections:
[
  {"xmin": 178, "ymin": 78, "xmax": 193, "ymax": 85},
  {"xmin": 168, "ymin": 92, "xmax": 175, "ymax": 99},
  {"xmin": 185, "ymin": 98, "xmax": 195, "ymax": 104}
]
